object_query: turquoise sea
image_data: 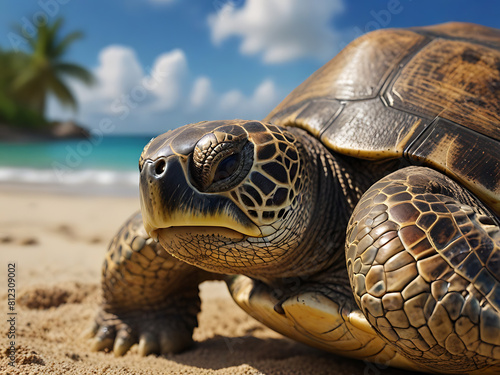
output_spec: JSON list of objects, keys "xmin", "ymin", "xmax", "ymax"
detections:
[{"xmin": 0, "ymin": 136, "xmax": 155, "ymax": 196}]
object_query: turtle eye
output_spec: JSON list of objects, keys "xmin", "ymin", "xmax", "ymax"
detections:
[
  {"xmin": 190, "ymin": 138, "xmax": 254, "ymax": 193},
  {"xmin": 213, "ymin": 153, "xmax": 240, "ymax": 183}
]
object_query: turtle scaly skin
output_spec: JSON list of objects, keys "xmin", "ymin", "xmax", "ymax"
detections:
[
  {"xmin": 90, "ymin": 23, "xmax": 500, "ymax": 373},
  {"xmin": 90, "ymin": 212, "xmax": 220, "ymax": 355},
  {"xmin": 347, "ymin": 167, "xmax": 500, "ymax": 372}
]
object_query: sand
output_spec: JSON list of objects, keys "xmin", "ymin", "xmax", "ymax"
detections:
[{"xmin": 0, "ymin": 189, "xmax": 413, "ymax": 375}]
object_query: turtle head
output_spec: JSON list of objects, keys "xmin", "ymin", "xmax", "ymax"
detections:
[{"xmin": 140, "ymin": 119, "xmax": 316, "ymax": 278}]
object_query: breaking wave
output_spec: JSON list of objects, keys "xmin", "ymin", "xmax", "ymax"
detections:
[{"xmin": 0, "ymin": 167, "xmax": 139, "ymax": 196}]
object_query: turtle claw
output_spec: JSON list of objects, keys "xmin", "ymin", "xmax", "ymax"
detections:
[
  {"xmin": 135, "ymin": 325, "xmax": 194, "ymax": 356},
  {"xmin": 84, "ymin": 320, "xmax": 100, "ymax": 339},
  {"xmin": 113, "ymin": 329, "xmax": 135, "ymax": 357},
  {"xmin": 159, "ymin": 327, "xmax": 193, "ymax": 355},
  {"xmin": 138, "ymin": 332, "xmax": 159, "ymax": 356},
  {"xmin": 89, "ymin": 308, "xmax": 197, "ymax": 357},
  {"xmin": 91, "ymin": 326, "xmax": 115, "ymax": 352}
]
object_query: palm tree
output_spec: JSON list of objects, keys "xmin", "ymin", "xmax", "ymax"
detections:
[
  {"xmin": 11, "ymin": 17, "xmax": 94, "ymax": 117},
  {"xmin": 0, "ymin": 49, "xmax": 29, "ymax": 92}
]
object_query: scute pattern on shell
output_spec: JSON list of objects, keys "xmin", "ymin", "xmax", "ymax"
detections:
[{"xmin": 265, "ymin": 22, "xmax": 500, "ymax": 216}]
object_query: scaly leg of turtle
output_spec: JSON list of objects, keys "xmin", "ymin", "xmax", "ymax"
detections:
[
  {"xmin": 346, "ymin": 166, "xmax": 500, "ymax": 374},
  {"xmin": 89, "ymin": 212, "xmax": 220, "ymax": 356}
]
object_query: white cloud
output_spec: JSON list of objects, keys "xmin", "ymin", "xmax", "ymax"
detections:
[
  {"xmin": 207, "ymin": 0, "xmax": 345, "ymax": 63},
  {"xmin": 218, "ymin": 79, "xmax": 278, "ymax": 119},
  {"xmin": 47, "ymin": 46, "xmax": 282, "ymax": 134},
  {"xmin": 95, "ymin": 46, "xmax": 144, "ymax": 99},
  {"xmin": 49, "ymin": 46, "xmax": 188, "ymax": 120},
  {"xmin": 220, "ymin": 89, "xmax": 244, "ymax": 112},
  {"xmin": 146, "ymin": 49, "xmax": 188, "ymax": 111},
  {"xmin": 253, "ymin": 79, "xmax": 279, "ymax": 108},
  {"xmin": 189, "ymin": 76, "xmax": 214, "ymax": 109}
]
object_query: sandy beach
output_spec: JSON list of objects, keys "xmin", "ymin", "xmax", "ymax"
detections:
[{"xmin": 0, "ymin": 189, "xmax": 414, "ymax": 374}]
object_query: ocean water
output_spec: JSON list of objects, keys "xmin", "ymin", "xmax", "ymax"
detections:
[{"xmin": 0, "ymin": 135, "xmax": 155, "ymax": 196}]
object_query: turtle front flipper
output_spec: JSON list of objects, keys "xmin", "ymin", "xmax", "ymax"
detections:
[
  {"xmin": 89, "ymin": 212, "xmax": 220, "ymax": 356},
  {"xmin": 228, "ymin": 274, "xmax": 417, "ymax": 371},
  {"xmin": 346, "ymin": 166, "xmax": 500, "ymax": 374}
]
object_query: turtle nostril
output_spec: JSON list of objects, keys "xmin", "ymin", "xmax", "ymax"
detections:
[{"xmin": 154, "ymin": 159, "xmax": 166, "ymax": 176}]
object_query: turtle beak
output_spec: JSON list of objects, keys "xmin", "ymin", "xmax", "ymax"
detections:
[{"xmin": 140, "ymin": 155, "xmax": 262, "ymax": 239}]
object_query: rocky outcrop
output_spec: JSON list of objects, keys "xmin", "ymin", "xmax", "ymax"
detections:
[{"xmin": 49, "ymin": 121, "xmax": 90, "ymax": 139}]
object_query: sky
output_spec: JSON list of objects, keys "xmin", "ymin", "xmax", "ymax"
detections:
[{"xmin": 0, "ymin": 0, "xmax": 499, "ymax": 135}]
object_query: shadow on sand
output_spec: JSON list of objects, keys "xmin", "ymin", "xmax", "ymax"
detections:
[{"xmin": 168, "ymin": 335, "xmax": 423, "ymax": 375}]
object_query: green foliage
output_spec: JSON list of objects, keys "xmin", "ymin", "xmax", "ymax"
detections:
[
  {"xmin": 0, "ymin": 49, "xmax": 28, "ymax": 92},
  {"xmin": 0, "ymin": 17, "xmax": 94, "ymax": 129},
  {"xmin": 0, "ymin": 49, "xmax": 45, "ymax": 128},
  {"xmin": 0, "ymin": 90, "xmax": 48, "ymax": 129}
]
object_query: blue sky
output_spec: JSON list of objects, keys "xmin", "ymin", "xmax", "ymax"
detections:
[{"xmin": 1, "ymin": 0, "xmax": 498, "ymax": 135}]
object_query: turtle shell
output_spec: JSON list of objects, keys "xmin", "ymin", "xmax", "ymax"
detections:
[{"xmin": 264, "ymin": 22, "xmax": 500, "ymax": 215}]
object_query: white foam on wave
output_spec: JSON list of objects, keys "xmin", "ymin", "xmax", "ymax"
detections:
[{"xmin": 0, "ymin": 167, "xmax": 140, "ymax": 196}]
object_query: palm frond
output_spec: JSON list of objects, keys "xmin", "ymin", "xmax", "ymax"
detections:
[
  {"xmin": 54, "ymin": 62, "xmax": 95, "ymax": 86},
  {"xmin": 46, "ymin": 18, "xmax": 64, "ymax": 57},
  {"xmin": 8, "ymin": 17, "xmax": 87, "ymax": 117},
  {"xmin": 48, "ymin": 18, "xmax": 64, "ymax": 41},
  {"xmin": 32, "ymin": 18, "xmax": 64, "ymax": 58},
  {"xmin": 48, "ymin": 76, "xmax": 77, "ymax": 111},
  {"xmin": 11, "ymin": 65, "xmax": 42, "ymax": 92},
  {"xmin": 53, "ymin": 31, "xmax": 84, "ymax": 58},
  {"xmin": 10, "ymin": 66, "xmax": 47, "ymax": 114},
  {"xmin": 33, "ymin": 23, "xmax": 50, "ymax": 58}
]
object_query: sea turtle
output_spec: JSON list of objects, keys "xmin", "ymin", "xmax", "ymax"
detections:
[{"xmin": 90, "ymin": 22, "xmax": 500, "ymax": 373}]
